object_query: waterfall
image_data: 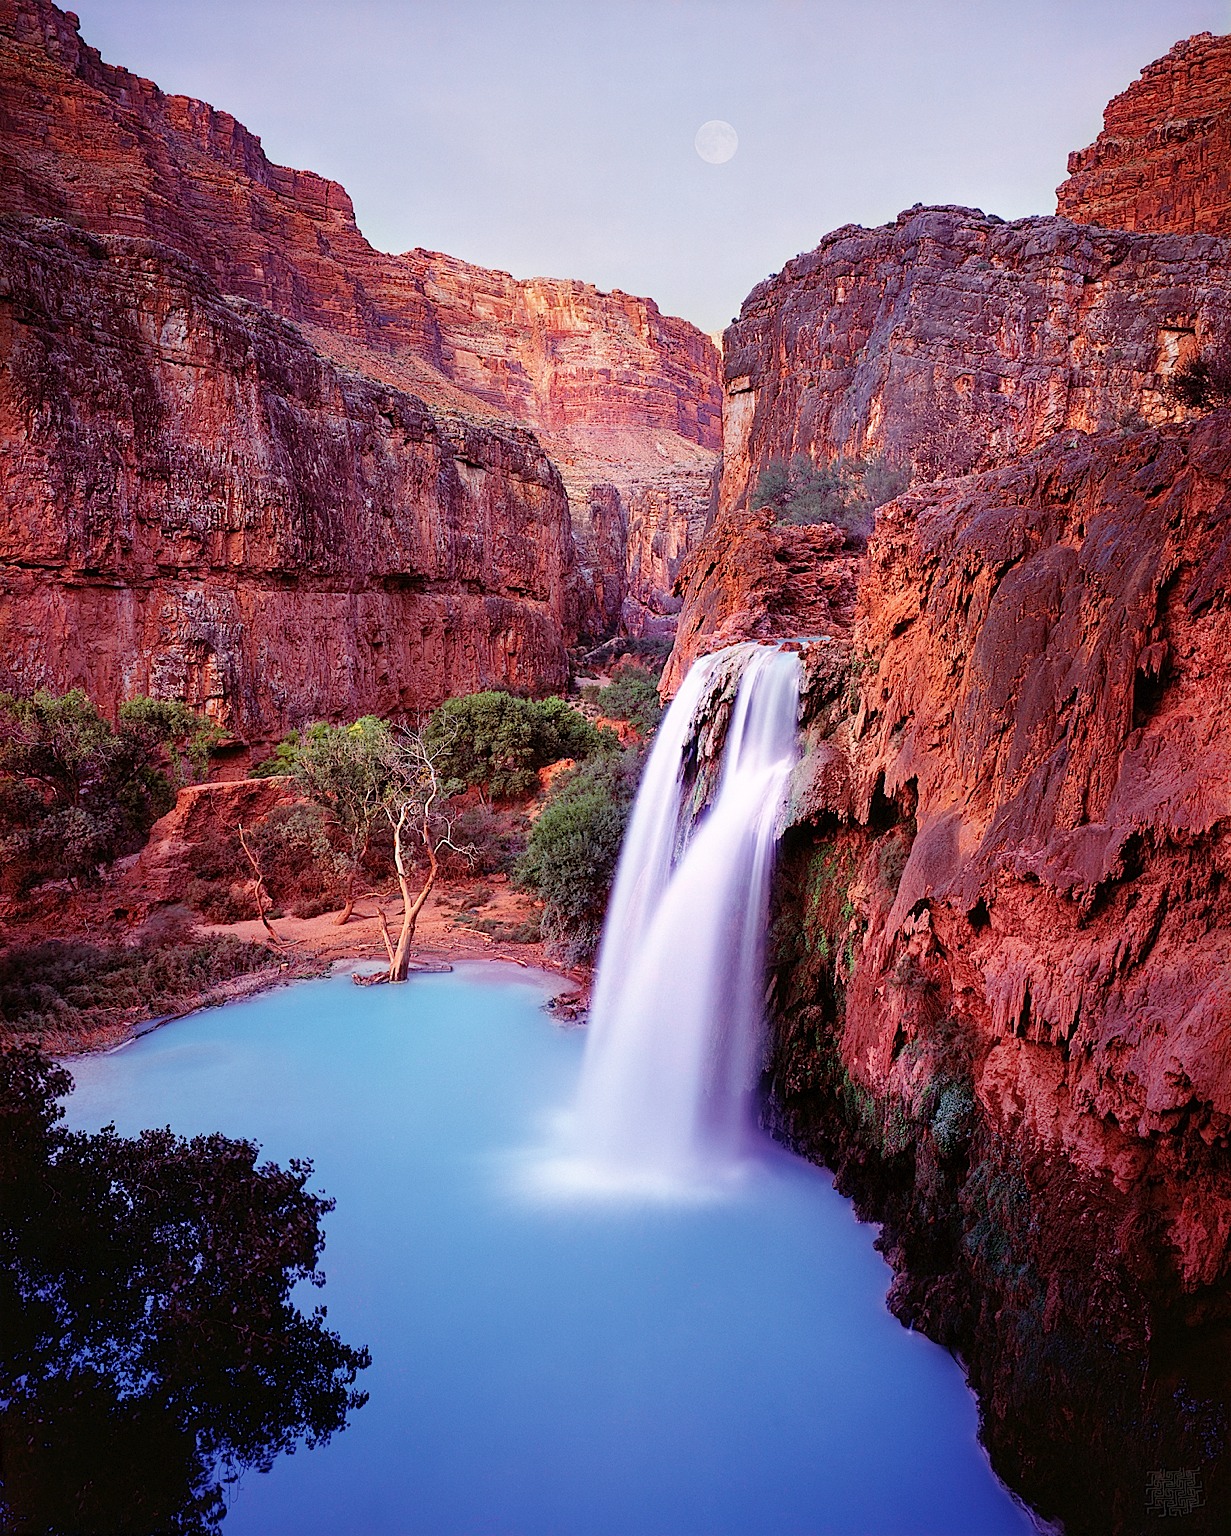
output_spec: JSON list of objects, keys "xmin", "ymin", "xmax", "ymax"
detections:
[{"xmin": 563, "ymin": 643, "xmax": 802, "ymax": 1193}]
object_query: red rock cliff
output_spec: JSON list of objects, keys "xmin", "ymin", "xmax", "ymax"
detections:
[
  {"xmin": 0, "ymin": 219, "xmax": 574, "ymax": 739},
  {"xmin": 0, "ymin": 0, "xmax": 721, "ymax": 640},
  {"xmin": 1057, "ymin": 31, "xmax": 1231, "ymax": 236},
  {"xmin": 768, "ymin": 412, "xmax": 1231, "ymax": 1532},
  {"xmin": 663, "ymin": 200, "xmax": 1231, "ymax": 691},
  {"xmin": 662, "ymin": 35, "xmax": 1231, "ymax": 1531}
]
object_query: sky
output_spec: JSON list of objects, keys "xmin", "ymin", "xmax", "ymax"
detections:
[{"xmin": 71, "ymin": 0, "xmax": 1231, "ymax": 335}]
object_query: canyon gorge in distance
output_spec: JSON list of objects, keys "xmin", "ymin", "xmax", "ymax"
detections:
[{"xmin": 2, "ymin": 3, "xmax": 1231, "ymax": 1533}]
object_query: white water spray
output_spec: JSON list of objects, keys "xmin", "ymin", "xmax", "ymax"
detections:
[{"xmin": 563, "ymin": 643, "xmax": 802, "ymax": 1192}]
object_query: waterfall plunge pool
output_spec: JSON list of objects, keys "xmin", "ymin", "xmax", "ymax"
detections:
[{"xmin": 63, "ymin": 966, "xmax": 1036, "ymax": 1535}]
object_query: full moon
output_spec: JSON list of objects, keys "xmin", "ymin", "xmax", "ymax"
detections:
[{"xmin": 694, "ymin": 120, "xmax": 738, "ymax": 164}]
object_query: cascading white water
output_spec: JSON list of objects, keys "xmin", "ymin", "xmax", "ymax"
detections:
[{"xmin": 565, "ymin": 643, "xmax": 802, "ymax": 1191}]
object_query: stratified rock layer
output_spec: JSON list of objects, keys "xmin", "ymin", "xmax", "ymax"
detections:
[
  {"xmin": 666, "ymin": 201, "xmax": 1231, "ymax": 689},
  {"xmin": 767, "ymin": 414, "xmax": 1231, "ymax": 1534},
  {"xmin": 1057, "ymin": 31, "xmax": 1231, "ymax": 236},
  {"xmin": 720, "ymin": 205, "xmax": 1231, "ymax": 505},
  {"xmin": 0, "ymin": 0, "xmax": 721, "ymax": 642},
  {"xmin": 0, "ymin": 219, "xmax": 573, "ymax": 738}
]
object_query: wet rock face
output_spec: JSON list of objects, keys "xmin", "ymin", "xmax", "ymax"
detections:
[
  {"xmin": 1057, "ymin": 31, "xmax": 1231, "ymax": 237},
  {"xmin": 0, "ymin": 0, "xmax": 721, "ymax": 641},
  {"xmin": 765, "ymin": 415, "xmax": 1231, "ymax": 1534},
  {"xmin": 0, "ymin": 220, "xmax": 573, "ymax": 739}
]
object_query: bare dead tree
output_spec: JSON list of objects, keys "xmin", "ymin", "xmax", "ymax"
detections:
[
  {"xmin": 380, "ymin": 728, "xmax": 473, "ymax": 982},
  {"xmin": 237, "ymin": 821, "xmax": 282, "ymax": 947}
]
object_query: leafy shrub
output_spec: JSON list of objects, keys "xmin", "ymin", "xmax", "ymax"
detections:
[
  {"xmin": 249, "ymin": 802, "xmax": 348, "ymax": 916},
  {"xmin": 1166, "ymin": 354, "xmax": 1231, "ymax": 411},
  {"xmin": 249, "ymin": 730, "xmax": 302, "ymax": 778},
  {"xmin": 516, "ymin": 750, "xmax": 643, "ymax": 963},
  {"xmin": 445, "ymin": 803, "xmax": 526, "ymax": 876},
  {"xmin": 752, "ymin": 453, "xmax": 909, "ymax": 537},
  {"xmin": 424, "ymin": 692, "xmax": 615, "ymax": 800},
  {"xmin": 583, "ymin": 661, "xmax": 663, "ymax": 736},
  {"xmin": 930, "ymin": 1078, "xmax": 977, "ymax": 1160},
  {"xmin": 0, "ymin": 690, "xmax": 221, "ymax": 893},
  {"xmin": 0, "ymin": 936, "xmax": 274, "ymax": 1041}
]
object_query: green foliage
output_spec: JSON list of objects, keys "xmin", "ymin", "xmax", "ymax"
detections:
[
  {"xmin": 0, "ymin": 936, "xmax": 275, "ymax": 1042},
  {"xmin": 1166, "ymin": 354, "xmax": 1231, "ymax": 411},
  {"xmin": 0, "ymin": 689, "xmax": 219, "ymax": 892},
  {"xmin": 516, "ymin": 751, "xmax": 642, "ymax": 963},
  {"xmin": 119, "ymin": 696, "xmax": 225, "ymax": 783},
  {"xmin": 250, "ymin": 731, "xmax": 303, "ymax": 778},
  {"xmin": 751, "ymin": 453, "xmax": 910, "ymax": 536},
  {"xmin": 446, "ymin": 803, "xmax": 526, "ymax": 876},
  {"xmin": 583, "ymin": 662, "xmax": 663, "ymax": 736},
  {"xmin": 424, "ymin": 692, "xmax": 614, "ymax": 800},
  {"xmin": 930, "ymin": 1077, "xmax": 977, "ymax": 1160},
  {"xmin": 0, "ymin": 1046, "xmax": 369, "ymax": 1534},
  {"xmin": 249, "ymin": 803, "xmax": 349, "ymax": 916},
  {"xmin": 284, "ymin": 719, "xmax": 396, "ymax": 911}
]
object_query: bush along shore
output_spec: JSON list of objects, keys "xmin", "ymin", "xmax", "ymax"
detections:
[{"xmin": 0, "ymin": 666, "xmax": 662, "ymax": 1048}]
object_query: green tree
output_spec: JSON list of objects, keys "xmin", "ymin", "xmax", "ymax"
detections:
[
  {"xmin": 0, "ymin": 690, "xmax": 219, "ymax": 893},
  {"xmin": 249, "ymin": 730, "xmax": 302, "ymax": 779},
  {"xmin": 292, "ymin": 718, "xmax": 392, "ymax": 924},
  {"xmin": 0, "ymin": 1046, "xmax": 369, "ymax": 1535},
  {"xmin": 516, "ymin": 750, "xmax": 642, "ymax": 964},
  {"xmin": 424, "ymin": 692, "xmax": 614, "ymax": 800},
  {"xmin": 584, "ymin": 662, "xmax": 663, "ymax": 736},
  {"xmin": 751, "ymin": 453, "xmax": 909, "ymax": 535}
]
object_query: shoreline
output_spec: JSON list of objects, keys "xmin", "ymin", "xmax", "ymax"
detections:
[{"xmin": 7, "ymin": 884, "xmax": 589, "ymax": 1059}]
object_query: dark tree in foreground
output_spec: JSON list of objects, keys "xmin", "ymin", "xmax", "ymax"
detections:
[{"xmin": 0, "ymin": 1048, "xmax": 370, "ymax": 1535}]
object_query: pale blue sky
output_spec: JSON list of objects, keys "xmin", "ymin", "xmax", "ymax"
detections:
[{"xmin": 71, "ymin": 0, "xmax": 1231, "ymax": 333}]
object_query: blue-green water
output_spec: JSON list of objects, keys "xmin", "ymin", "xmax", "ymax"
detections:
[{"xmin": 62, "ymin": 966, "xmax": 1035, "ymax": 1535}]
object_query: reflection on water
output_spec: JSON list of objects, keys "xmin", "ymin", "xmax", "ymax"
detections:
[
  {"xmin": 60, "ymin": 967, "xmax": 1036, "ymax": 1535},
  {"xmin": 0, "ymin": 1046, "xmax": 369, "ymax": 1535}
]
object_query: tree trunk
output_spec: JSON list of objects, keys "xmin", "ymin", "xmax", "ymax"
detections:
[
  {"xmin": 334, "ymin": 842, "xmax": 366, "ymax": 926},
  {"xmin": 237, "ymin": 822, "xmax": 281, "ymax": 947},
  {"xmin": 388, "ymin": 806, "xmax": 438, "ymax": 983}
]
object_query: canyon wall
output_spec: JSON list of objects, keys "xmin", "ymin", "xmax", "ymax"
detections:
[
  {"xmin": 768, "ymin": 414, "xmax": 1231, "ymax": 1533},
  {"xmin": 665, "ymin": 31, "xmax": 1231, "ymax": 1533},
  {"xmin": 1057, "ymin": 31, "xmax": 1231, "ymax": 236},
  {"xmin": 665, "ymin": 204, "xmax": 1231, "ymax": 691},
  {"xmin": 0, "ymin": 219, "xmax": 572, "ymax": 738},
  {"xmin": 0, "ymin": 0, "xmax": 725, "ymax": 731}
]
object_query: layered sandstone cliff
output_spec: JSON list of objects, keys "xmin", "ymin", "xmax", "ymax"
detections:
[
  {"xmin": 0, "ymin": 218, "xmax": 573, "ymax": 738},
  {"xmin": 664, "ymin": 32, "xmax": 1231, "ymax": 1531},
  {"xmin": 1057, "ymin": 31, "xmax": 1231, "ymax": 236},
  {"xmin": 664, "ymin": 201, "xmax": 1231, "ymax": 690},
  {"xmin": 767, "ymin": 414, "xmax": 1231, "ymax": 1533},
  {"xmin": 0, "ymin": 0, "xmax": 721, "ymax": 644}
]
